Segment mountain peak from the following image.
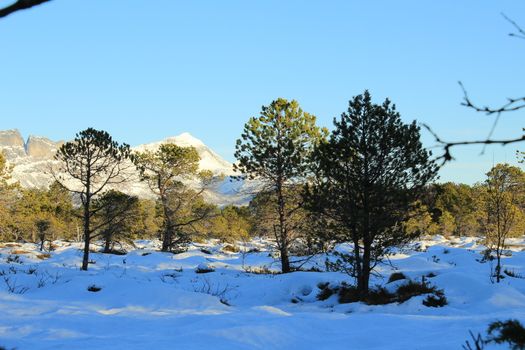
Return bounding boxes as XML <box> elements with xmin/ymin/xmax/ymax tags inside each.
<box><xmin>165</xmin><ymin>132</ymin><xmax>205</xmax><ymax>148</ymax></box>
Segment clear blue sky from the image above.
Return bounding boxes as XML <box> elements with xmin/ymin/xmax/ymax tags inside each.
<box><xmin>1</xmin><ymin>0</ymin><xmax>524</xmax><ymax>184</ymax></box>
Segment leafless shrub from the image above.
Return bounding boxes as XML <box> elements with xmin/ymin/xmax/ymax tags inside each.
<box><xmin>193</xmin><ymin>277</ymin><xmax>236</xmax><ymax>306</ymax></box>
<box><xmin>2</xmin><ymin>276</ymin><xmax>29</xmax><ymax>294</ymax></box>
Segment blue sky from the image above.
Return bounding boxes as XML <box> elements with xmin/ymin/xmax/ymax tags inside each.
<box><xmin>0</xmin><ymin>0</ymin><xmax>524</xmax><ymax>184</ymax></box>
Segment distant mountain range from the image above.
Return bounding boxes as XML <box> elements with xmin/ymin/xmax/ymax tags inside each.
<box><xmin>0</xmin><ymin>129</ymin><xmax>255</xmax><ymax>206</ymax></box>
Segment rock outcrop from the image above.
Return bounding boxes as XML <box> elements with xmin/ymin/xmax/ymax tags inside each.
<box><xmin>0</xmin><ymin>129</ymin><xmax>26</xmax><ymax>158</ymax></box>
<box><xmin>25</xmin><ymin>136</ymin><xmax>63</xmax><ymax>159</ymax></box>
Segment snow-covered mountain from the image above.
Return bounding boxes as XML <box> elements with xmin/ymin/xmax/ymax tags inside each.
<box><xmin>0</xmin><ymin>129</ymin><xmax>253</xmax><ymax>206</ymax></box>
<box><xmin>134</xmin><ymin>132</ymin><xmax>235</xmax><ymax>176</ymax></box>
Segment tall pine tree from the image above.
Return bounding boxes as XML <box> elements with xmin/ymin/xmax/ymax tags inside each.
<box><xmin>135</xmin><ymin>144</ymin><xmax>212</xmax><ymax>252</ymax></box>
<box><xmin>307</xmin><ymin>91</ymin><xmax>437</xmax><ymax>295</ymax></box>
<box><xmin>54</xmin><ymin>128</ymin><xmax>134</xmax><ymax>270</ymax></box>
<box><xmin>235</xmin><ymin>98</ymin><xmax>326</xmax><ymax>273</ymax></box>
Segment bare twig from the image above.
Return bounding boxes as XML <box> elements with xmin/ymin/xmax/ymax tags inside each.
<box><xmin>459</xmin><ymin>81</ymin><xmax>525</xmax><ymax>116</ymax></box>
<box><xmin>502</xmin><ymin>13</ymin><xmax>525</xmax><ymax>40</ymax></box>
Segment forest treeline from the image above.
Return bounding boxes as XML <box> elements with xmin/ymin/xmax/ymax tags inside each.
<box><xmin>0</xmin><ymin>91</ymin><xmax>524</xmax><ymax>292</ymax></box>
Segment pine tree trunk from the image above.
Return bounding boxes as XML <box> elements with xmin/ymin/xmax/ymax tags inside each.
<box><xmin>81</xmin><ymin>199</ymin><xmax>90</xmax><ymax>271</ymax></box>
<box><xmin>104</xmin><ymin>236</ymin><xmax>111</xmax><ymax>253</ymax></box>
<box><xmin>353</xmin><ymin>234</ymin><xmax>363</xmax><ymax>292</ymax></box>
<box><xmin>276</xmin><ymin>180</ymin><xmax>290</xmax><ymax>273</ymax></box>
<box><xmin>360</xmin><ymin>244</ymin><xmax>371</xmax><ymax>297</ymax></box>
<box><xmin>161</xmin><ymin>193</ymin><xmax>172</xmax><ymax>252</ymax></box>
<box><xmin>280</xmin><ymin>246</ymin><xmax>290</xmax><ymax>273</ymax></box>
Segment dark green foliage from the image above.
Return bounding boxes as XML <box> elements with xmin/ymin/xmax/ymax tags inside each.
<box><xmin>306</xmin><ymin>90</ymin><xmax>438</xmax><ymax>295</ymax></box>
<box><xmin>93</xmin><ymin>190</ymin><xmax>139</xmax><ymax>253</ymax></box>
<box><xmin>337</xmin><ymin>283</ymin><xmax>395</xmax><ymax>305</ymax></box>
<box><xmin>316</xmin><ymin>282</ymin><xmax>335</xmax><ymax>301</ymax></box>
<box><xmin>337</xmin><ymin>283</ymin><xmax>361</xmax><ymax>304</ymax></box>
<box><xmin>395</xmin><ymin>280</ymin><xmax>436</xmax><ymax>303</ymax></box>
<box><xmin>423</xmin><ymin>290</ymin><xmax>448</xmax><ymax>307</ymax></box>
<box><xmin>486</xmin><ymin>320</ymin><xmax>525</xmax><ymax>350</ymax></box>
<box><xmin>432</xmin><ymin>182</ymin><xmax>482</xmax><ymax>237</ymax></box>
<box><xmin>364</xmin><ymin>286</ymin><xmax>395</xmax><ymax>305</ymax></box>
<box><xmin>387</xmin><ymin>272</ymin><xmax>407</xmax><ymax>283</ymax></box>
<box><xmin>320</xmin><ymin>278</ymin><xmax>445</xmax><ymax>306</ymax></box>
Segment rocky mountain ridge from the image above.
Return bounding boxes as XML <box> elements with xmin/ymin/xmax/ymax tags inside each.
<box><xmin>0</xmin><ymin>129</ymin><xmax>252</xmax><ymax>206</ymax></box>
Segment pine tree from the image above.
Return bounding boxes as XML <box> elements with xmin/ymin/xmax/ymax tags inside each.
<box><xmin>135</xmin><ymin>143</ymin><xmax>211</xmax><ymax>252</ymax></box>
<box><xmin>93</xmin><ymin>190</ymin><xmax>139</xmax><ymax>253</ymax></box>
<box><xmin>306</xmin><ymin>90</ymin><xmax>437</xmax><ymax>296</ymax></box>
<box><xmin>35</xmin><ymin>219</ymin><xmax>51</xmax><ymax>251</ymax></box>
<box><xmin>0</xmin><ymin>151</ymin><xmax>20</xmax><ymax>241</ymax></box>
<box><xmin>234</xmin><ymin>98</ymin><xmax>326</xmax><ymax>273</ymax></box>
<box><xmin>53</xmin><ymin>128</ymin><xmax>134</xmax><ymax>270</ymax></box>
<box><xmin>483</xmin><ymin>164</ymin><xmax>525</xmax><ymax>283</ymax></box>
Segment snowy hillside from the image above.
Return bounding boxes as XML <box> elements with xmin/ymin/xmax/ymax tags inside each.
<box><xmin>1</xmin><ymin>236</ymin><xmax>524</xmax><ymax>349</ymax></box>
<box><xmin>0</xmin><ymin>129</ymin><xmax>253</xmax><ymax>206</ymax></box>
<box><xmin>134</xmin><ymin>132</ymin><xmax>235</xmax><ymax>176</ymax></box>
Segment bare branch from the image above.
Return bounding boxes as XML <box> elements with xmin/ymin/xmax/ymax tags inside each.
<box><xmin>423</xmin><ymin>124</ymin><xmax>525</xmax><ymax>165</ymax></box>
<box><xmin>0</xmin><ymin>0</ymin><xmax>52</xmax><ymax>19</ymax></box>
<box><xmin>459</xmin><ymin>81</ymin><xmax>525</xmax><ymax>116</ymax></box>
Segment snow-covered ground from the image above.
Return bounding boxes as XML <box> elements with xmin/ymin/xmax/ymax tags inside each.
<box><xmin>1</xmin><ymin>236</ymin><xmax>525</xmax><ymax>349</ymax></box>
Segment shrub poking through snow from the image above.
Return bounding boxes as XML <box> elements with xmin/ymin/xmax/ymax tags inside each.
<box><xmin>504</xmin><ymin>269</ymin><xmax>525</xmax><ymax>279</ymax></box>
<box><xmin>87</xmin><ymin>285</ymin><xmax>102</xmax><ymax>292</ymax></box>
<box><xmin>338</xmin><ymin>283</ymin><xmax>361</xmax><ymax>304</ymax></box>
<box><xmin>319</xmin><ymin>278</ymin><xmax>446</xmax><ymax>306</ymax></box>
<box><xmin>195</xmin><ymin>263</ymin><xmax>215</xmax><ymax>274</ymax></box>
<box><xmin>316</xmin><ymin>282</ymin><xmax>335</xmax><ymax>301</ymax></box>
<box><xmin>6</xmin><ymin>255</ymin><xmax>22</xmax><ymax>264</ymax></box>
<box><xmin>422</xmin><ymin>290</ymin><xmax>448</xmax><ymax>307</ymax></box>
<box><xmin>365</xmin><ymin>287</ymin><xmax>396</xmax><ymax>305</ymax></box>
<box><xmin>388</xmin><ymin>272</ymin><xmax>407</xmax><ymax>283</ymax></box>
<box><xmin>396</xmin><ymin>280</ymin><xmax>436</xmax><ymax>303</ymax></box>
<box><xmin>337</xmin><ymin>283</ymin><xmax>395</xmax><ymax>305</ymax></box>
<box><xmin>193</xmin><ymin>277</ymin><xmax>234</xmax><ymax>306</ymax></box>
